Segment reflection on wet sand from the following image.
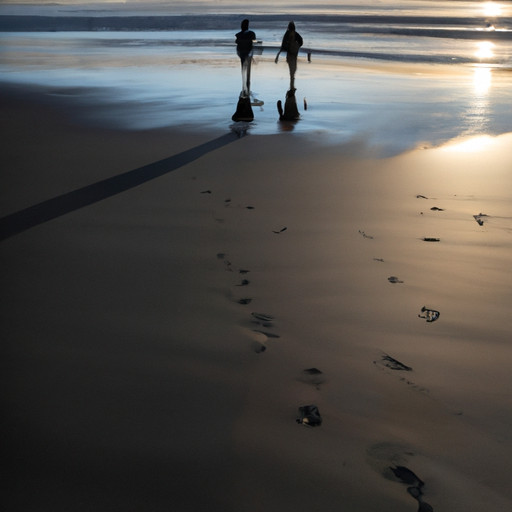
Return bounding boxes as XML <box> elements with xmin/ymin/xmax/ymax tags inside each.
<box><xmin>277</xmin><ymin>88</ymin><xmax>300</xmax><ymax>126</ymax></box>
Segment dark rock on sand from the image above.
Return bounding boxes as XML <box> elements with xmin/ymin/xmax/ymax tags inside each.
<box><xmin>296</xmin><ymin>405</ymin><xmax>322</xmax><ymax>426</ymax></box>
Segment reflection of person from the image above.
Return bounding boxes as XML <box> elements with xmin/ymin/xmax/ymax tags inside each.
<box><xmin>275</xmin><ymin>21</ymin><xmax>303</xmax><ymax>87</ymax></box>
<box><xmin>235</xmin><ymin>19</ymin><xmax>256</xmax><ymax>96</ymax></box>
<box><xmin>277</xmin><ymin>89</ymin><xmax>300</xmax><ymax>122</ymax></box>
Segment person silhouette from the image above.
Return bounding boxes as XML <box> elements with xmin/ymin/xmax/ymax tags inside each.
<box><xmin>235</xmin><ymin>19</ymin><xmax>256</xmax><ymax>97</ymax></box>
<box><xmin>275</xmin><ymin>21</ymin><xmax>303</xmax><ymax>89</ymax></box>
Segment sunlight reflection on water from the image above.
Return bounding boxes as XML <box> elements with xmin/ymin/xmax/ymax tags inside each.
<box><xmin>0</xmin><ymin>27</ymin><xmax>511</xmax><ymax>153</ymax></box>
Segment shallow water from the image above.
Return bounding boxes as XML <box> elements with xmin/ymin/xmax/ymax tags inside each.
<box><xmin>1</xmin><ymin>1</ymin><xmax>511</xmax><ymax>153</ymax></box>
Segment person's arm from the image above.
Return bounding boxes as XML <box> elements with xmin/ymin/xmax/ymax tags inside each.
<box><xmin>276</xmin><ymin>30</ymin><xmax>288</xmax><ymax>63</ymax></box>
<box><xmin>280</xmin><ymin>30</ymin><xmax>289</xmax><ymax>51</ymax></box>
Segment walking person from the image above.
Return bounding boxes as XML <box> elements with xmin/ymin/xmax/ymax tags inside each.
<box><xmin>275</xmin><ymin>21</ymin><xmax>303</xmax><ymax>89</ymax></box>
<box><xmin>235</xmin><ymin>19</ymin><xmax>256</xmax><ymax>97</ymax></box>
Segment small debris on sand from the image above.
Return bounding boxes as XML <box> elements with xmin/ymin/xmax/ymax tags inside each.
<box><xmin>418</xmin><ymin>306</ymin><xmax>440</xmax><ymax>322</ymax></box>
<box><xmin>388</xmin><ymin>276</ymin><xmax>404</xmax><ymax>284</ymax></box>
<box><xmin>359</xmin><ymin>230</ymin><xmax>374</xmax><ymax>239</ymax></box>
<box><xmin>473</xmin><ymin>213</ymin><xmax>488</xmax><ymax>226</ymax></box>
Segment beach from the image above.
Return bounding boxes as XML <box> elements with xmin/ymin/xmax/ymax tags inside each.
<box><xmin>2</xmin><ymin>2</ymin><xmax>512</xmax><ymax>511</ymax></box>
<box><xmin>2</xmin><ymin>83</ymin><xmax>512</xmax><ymax>511</ymax></box>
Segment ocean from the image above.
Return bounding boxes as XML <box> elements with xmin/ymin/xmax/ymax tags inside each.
<box><xmin>1</xmin><ymin>1</ymin><xmax>511</xmax><ymax>152</ymax></box>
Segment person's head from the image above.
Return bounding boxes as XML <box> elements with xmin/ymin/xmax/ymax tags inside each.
<box><xmin>241</xmin><ymin>19</ymin><xmax>249</xmax><ymax>31</ymax></box>
<box><xmin>288</xmin><ymin>21</ymin><xmax>295</xmax><ymax>31</ymax></box>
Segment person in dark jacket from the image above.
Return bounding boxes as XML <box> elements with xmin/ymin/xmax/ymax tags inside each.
<box><xmin>235</xmin><ymin>19</ymin><xmax>256</xmax><ymax>96</ymax></box>
<box><xmin>275</xmin><ymin>21</ymin><xmax>303</xmax><ymax>88</ymax></box>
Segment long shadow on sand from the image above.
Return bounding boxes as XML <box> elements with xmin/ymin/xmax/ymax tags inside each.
<box><xmin>0</xmin><ymin>132</ymin><xmax>238</xmax><ymax>241</ymax></box>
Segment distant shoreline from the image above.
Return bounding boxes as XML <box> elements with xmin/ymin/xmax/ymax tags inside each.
<box><xmin>1</xmin><ymin>13</ymin><xmax>510</xmax><ymax>33</ymax></box>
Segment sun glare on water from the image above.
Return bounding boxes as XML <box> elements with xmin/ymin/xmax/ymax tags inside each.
<box><xmin>475</xmin><ymin>41</ymin><xmax>495</xmax><ymax>60</ymax></box>
<box><xmin>483</xmin><ymin>2</ymin><xmax>502</xmax><ymax>17</ymax></box>
<box><xmin>473</xmin><ymin>66</ymin><xmax>492</xmax><ymax>94</ymax></box>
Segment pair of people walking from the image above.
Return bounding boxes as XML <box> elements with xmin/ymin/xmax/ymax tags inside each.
<box><xmin>235</xmin><ymin>19</ymin><xmax>303</xmax><ymax>96</ymax></box>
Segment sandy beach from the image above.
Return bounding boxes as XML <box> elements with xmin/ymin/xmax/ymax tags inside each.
<box><xmin>2</xmin><ymin>79</ymin><xmax>512</xmax><ymax>512</ymax></box>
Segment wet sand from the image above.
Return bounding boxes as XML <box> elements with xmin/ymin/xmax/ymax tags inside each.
<box><xmin>1</xmin><ymin>86</ymin><xmax>512</xmax><ymax>511</ymax></box>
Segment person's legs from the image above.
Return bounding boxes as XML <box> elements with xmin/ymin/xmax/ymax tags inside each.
<box><xmin>287</xmin><ymin>55</ymin><xmax>297</xmax><ymax>85</ymax></box>
<box><xmin>240</xmin><ymin>52</ymin><xmax>253</xmax><ymax>97</ymax></box>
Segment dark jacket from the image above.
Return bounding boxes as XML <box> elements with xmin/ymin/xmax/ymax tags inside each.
<box><xmin>236</xmin><ymin>29</ymin><xmax>256</xmax><ymax>58</ymax></box>
<box><xmin>280</xmin><ymin>29</ymin><xmax>303</xmax><ymax>56</ymax></box>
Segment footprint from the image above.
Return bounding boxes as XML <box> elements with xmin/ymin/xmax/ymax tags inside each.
<box><xmin>251</xmin><ymin>312</ymin><xmax>274</xmax><ymax>323</ymax></box>
<box><xmin>298</xmin><ymin>368</ymin><xmax>325</xmax><ymax>389</ymax></box>
<box><xmin>253</xmin><ymin>329</ymin><xmax>280</xmax><ymax>339</ymax></box>
<box><xmin>390</xmin><ymin>466</ymin><xmax>435</xmax><ymax>511</ymax></box>
<box><xmin>378</xmin><ymin>354</ymin><xmax>412</xmax><ymax>371</ymax></box>
<box><xmin>251</xmin><ymin>342</ymin><xmax>266</xmax><ymax>354</ymax></box>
